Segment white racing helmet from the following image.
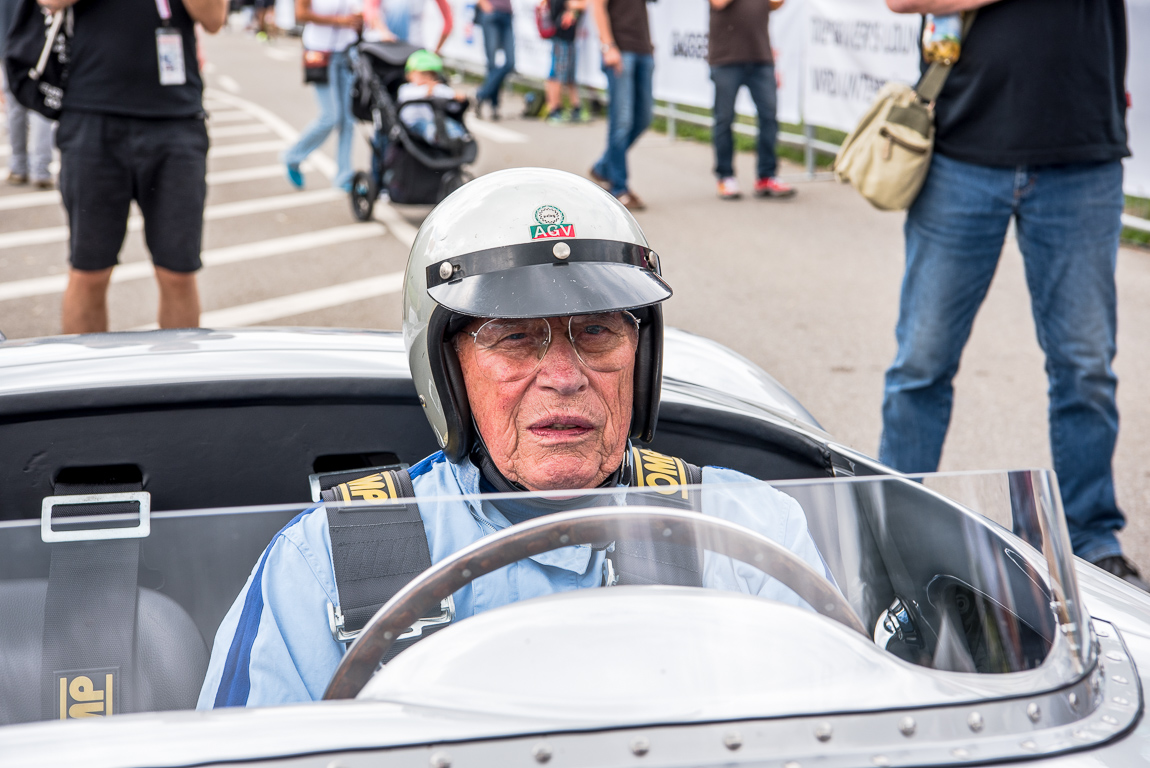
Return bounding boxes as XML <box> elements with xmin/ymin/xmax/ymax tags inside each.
<box><xmin>402</xmin><ymin>167</ymin><xmax>673</xmax><ymax>462</ymax></box>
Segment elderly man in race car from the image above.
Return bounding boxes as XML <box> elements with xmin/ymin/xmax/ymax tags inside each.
<box><xmin>199</xmin><ymin>167</ymin><xmax>830</xmax><ymax>708</ymax></box>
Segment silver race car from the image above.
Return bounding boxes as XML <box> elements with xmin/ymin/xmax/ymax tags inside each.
<box><xmin>0</xmin><ymin>327</ymin><xmax>1146</xmax><ymax>768</ymax></box>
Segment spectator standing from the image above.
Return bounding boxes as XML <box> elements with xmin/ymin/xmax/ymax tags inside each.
<box><xmin>589</xmin><ymin>0</ymin><xmax>652</xmax><ymax>210</ymax></box>
<box><xmin>0</xmin><ymin>0</ymin><xmax>54</xmax><ymax>188</ymax></box>
<box><xmin>708</xmin><ymin>0</ymin><xmax>793</xmax><ymax>200</ymax></box>
<box><xmin>475</xmin><ymin>0</ymin><xmax>514</xmax><ymax>120</ymax></box>
<box><xmin>42</xmin><ymin>0</ymin><xmax>227</xmax><ymax>334</ymax></box>
<box><xmin>283</xmin><ymin>0</ymin><xmax>363</xmax><ymax>192</ymax></box>
<box><xmin>543</xmin><ymin>0</ymin><xmax>587</xmax><ymax>124</ymax></box>
<box><xmin>880</xmin><ymin>0</ymin><xmax>1140</xmax><ymax>587</ymax></box>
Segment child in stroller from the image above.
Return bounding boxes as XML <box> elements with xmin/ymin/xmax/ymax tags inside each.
<box><xmin>349</xmin><ymin>42</ymin><xmax>477</xmax><ymax>220</ymax></box>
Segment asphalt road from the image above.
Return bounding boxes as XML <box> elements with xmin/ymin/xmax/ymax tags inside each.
<box><xmin>2</xmin><ymin>27</ymin><xmax>1149</xmax><ymax>568</ymax></box>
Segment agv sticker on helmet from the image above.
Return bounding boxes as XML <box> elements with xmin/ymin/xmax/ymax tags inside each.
<box><xmin>530</xmin><ymin>205</ymin><xmax>576</xmax><ymax>240</ymax></box>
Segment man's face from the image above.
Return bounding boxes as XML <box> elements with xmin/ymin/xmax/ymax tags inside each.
<box><xmin>456</xmin><ymin>316</ymin><xmax>635</xmax><ymax>491</ymax></box>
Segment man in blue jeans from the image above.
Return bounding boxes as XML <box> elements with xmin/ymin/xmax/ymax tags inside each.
<box><xmin>708</xmin><ymin>0</ymin><xmax>793</xmax><ymax>200</ymax></box>
<box><xmin>882</xmin><ymin>0</ymin><xmax>1141</xmax><ymax>588</ymax></box>
<box><xmin>475</xmin><ymin>0</ymin><xmax>514</xmax><ymax>120</ymax></box>
<box><xmin>589</xmin><ymin>0</ymin><xmax>653</xmax><ymax>210</ymax></box>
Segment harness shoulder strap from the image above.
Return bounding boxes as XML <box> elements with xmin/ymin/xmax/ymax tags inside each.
<box><xmin>323</xmin><ymin>469</ymin><xmax>451</xmax><ymax>659</ymax></box>
<box><xmin>611</xmin><ymin>448</ymin><xmax>705</xmax><ymax>588</ymax></box>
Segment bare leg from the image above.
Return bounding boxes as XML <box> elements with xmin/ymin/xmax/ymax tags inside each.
<box><xmin>545</xmin><ymin>79</ymin><xmax>562</xmax><ymax>112</ymax></box>
<box><xmin>154</xmin><ymin>266</ymin><xmax>201</xmax><ymax>329</ymax></box>
<box><xmin>61</xmin><ymin>267</ymin><xmax>113</xmax><ymax>333</ymax></box>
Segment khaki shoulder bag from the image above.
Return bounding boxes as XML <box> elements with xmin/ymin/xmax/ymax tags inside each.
<box><xmin>832</xmin><ymin>11</ymin><xmax>976</xmax><ymax>212</ymax></box>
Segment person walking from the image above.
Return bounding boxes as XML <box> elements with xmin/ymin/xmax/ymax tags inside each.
<box><xmin>589</xmin><ymin>0</ymin><xmax>652</xmax><ymax>210</ymax></box>
<box><xmin>42</xmin><ymin>0</ymin><xmax>227</xmax><ymax>334</ymax></box>
<box><xmin>708</xmin><ymin>0</ymin><xmax>793</xmax><ymax>200</ymax></box>
<box><xmin>880</xmin><ymin>0</ymin><xmax>1141</xmax><ymax>588</ymax></box>
<box><xmin>543</xmin><ymin>0</ymin><xmax>587</xmax><ymax>124</ymax></box>
<box><xmin>284</xmin><ymin>0</ymin><xmax>363</xmax><ymax>192</ymax></box>
<box><xmin>474</xmin><ymin>0</ymin><xmax>514</xmax><ymax>119</ymax></box>
<box><xmin>0</xmin><ymin>0</ymin><xmax>55</xmax><ymax>188</ymax></box>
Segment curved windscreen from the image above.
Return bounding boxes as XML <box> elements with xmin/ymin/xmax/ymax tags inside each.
<box><xmin>0</xmin><ymin>469</ymin><xmax>1092</xmax><ymax>730</ymax></box>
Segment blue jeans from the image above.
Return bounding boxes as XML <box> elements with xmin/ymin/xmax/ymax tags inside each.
<box><xmin>710</xmin><ymin>63</ymin><xmax>778</xmax><ymax>180</ymax></box>
<box><xmin>283</xmin><ymin>49</ymin><xmax>355</xmax><ymax>188</ymax></box>
<box><xmin>476</xmin><ymin>11</ymin><xmax>515</xmax><ymax>106</ymax></box>
<box><xmin>3</xmin><ymin>80</ymin><xmax>54</xmax><ymax>181</ymax></box>
<box><xmin>879</xmin><ymin>153</ymin><xmax>1125</xmax><ymax>562</ymax></box>
<box><xmin>593</xmin><ymin>52</ymin><xmax>654</xmax><ymax>196</ymax></box>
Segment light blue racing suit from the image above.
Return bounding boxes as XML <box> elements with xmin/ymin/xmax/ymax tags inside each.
<box><xmin>198</xmin><ymin>449</ymin><xmax>829</xmax><ymax>709</ymax></box>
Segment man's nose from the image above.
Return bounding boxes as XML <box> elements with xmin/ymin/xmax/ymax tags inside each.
<box><xmin>535</xmin><ymin>331</ymin><xmax>588</xmax><ymax>394</ymax></box>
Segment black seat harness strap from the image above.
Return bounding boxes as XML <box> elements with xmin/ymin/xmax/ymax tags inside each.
<box><xmin>41</xmin><ymin>480</ymin><xmax>144</xmax><ymax>721</ymax></box>
<box><xmin>321</xmin><ymin>449</ymin><xmax>705</xmax><ymax>656</ymax></box>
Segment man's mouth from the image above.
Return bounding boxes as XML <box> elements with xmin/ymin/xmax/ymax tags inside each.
<box><xmin>529</xmin><ymin>417</ymin><xmax>595</xmax><ymax>436</ymax></box>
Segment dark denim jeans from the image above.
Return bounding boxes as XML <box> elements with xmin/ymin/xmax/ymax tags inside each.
<box><xmin>476</xmin><ymin>10</ymin><xmax>515</xmax><ymax>107</ymax></box>
<box><xmin>592</xmin><ymin>52</ymin><xmax>654</xmax><ymax>196</ymax></box>
<box><xmin>710</xmin><ymin>62</ymin><xmax>778</xmax><ymax>180</ymax></box>
<box><xmin>880</xmin><ymin>153</ymin><xmax>1126</xmax><ymax>562</ymax></box>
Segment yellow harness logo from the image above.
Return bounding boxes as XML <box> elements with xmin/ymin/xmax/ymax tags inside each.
<box><xmin>335</xmin><ymin>471</ymin><xmax>397</xmax><ymax>503</ymax></box>
<box><xmin>57</xmin><ymin>670</ymin><xmax>115</xmax><ymax>719</ymax></box>
<box><xmin>631</xmin><ymin>448</ymin><xmax>689</xmax><ymax>499</ymax></box>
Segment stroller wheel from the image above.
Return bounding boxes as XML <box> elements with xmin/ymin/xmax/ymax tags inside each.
<box><xmin>438</xmin><ymin>169</ymin><xmax>473</xmax><ymax>202</ymax></box>
<box><xmin>350</xmin><ymin>171</ymin><xmax>377</xmax><ymax>222</ymax></box>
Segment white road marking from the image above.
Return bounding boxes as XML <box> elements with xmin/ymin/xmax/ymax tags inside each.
<box><xmin>463</xmin><ymin>116</ymin><xmax>529</xmax><ymax>144</ymax></box>
<box><xmin>0</xmin><ymin>164</ymin><xmax>304</xmax><ymax>212</ymax></box>
<box><xmin>0</xmin><ymin>189</ymin><xmax>343</xmax><ymax>251</ymax></box>
<box><xmin>209</xmin><ymin>123</ymin><xmax>273</xmax><ymax>139</ymax></box>
<box><xmin>135</xmin><ymin>271</ymin><xmax>405</xmax><ymax>329</ymax></box>
<box><xmin>204</xmin><ymin>88</ymin><xmax>338</xmax><ymax>179</ymax></box>
<box><xmin>206</xmin><ymin>110</ymin><xmax>254</xmax><ymax>123</ymax></box>
<box><xmin>208</xmin><ymin>139</ymin><xmax>286</xmax><ymax>158</ymax></box>
<box><xmin>371</xmin><ymin>203</ymin><xmax>418</xmax><ymax>248</ymax></box>
<box><xmin>263</xmin><ymin>47</ymin><xmax>295</xmax><ymax>62</ymax></box>
<box><xmin>0</xmin><ymin>190</ymin><xmax>59</xmax><ymax>211</ymax></box>
<box><xmin>217</xmin><ymin>75</ymin><xmax>242</xmax><ymax>93</ymax></box>
<box><xmin>0</xmin><ymin>223</ymin><xmax>385</xmax><ymax>302</ymax></box>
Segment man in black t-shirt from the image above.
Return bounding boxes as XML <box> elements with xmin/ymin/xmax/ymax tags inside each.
<box><xmin>881</xmin><ymin>0</ymin><xmax>1141</xmax><ymax>588</ymax></box>
<box><xmin>37</xmin><ymin>0</ymin><xmax>229</xmax><ymax>333</ymax></box>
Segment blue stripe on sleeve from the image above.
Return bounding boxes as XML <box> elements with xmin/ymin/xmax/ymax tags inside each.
<box><xmin>213</xmin><ymin>509</ymin><xmax>310</xmax><ymax>708</ymax></box>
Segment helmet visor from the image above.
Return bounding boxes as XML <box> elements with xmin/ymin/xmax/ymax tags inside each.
<box><xmin>428</xmin><ymin>261</ymin><xmax>671</xmax><ymax>319</ymax></box>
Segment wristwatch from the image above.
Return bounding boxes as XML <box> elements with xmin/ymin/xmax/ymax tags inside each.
<box><xmin>600</xmin><ymin>41</ymin><xmax>616</xmax><ymax>54</ymax></box>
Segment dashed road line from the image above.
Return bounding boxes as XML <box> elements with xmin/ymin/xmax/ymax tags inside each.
<box><xmin>0</xmin><ymin>189</ymin><xmax>343</xmax><ymax>251</ymax></box>
<box><xmin>463</xmin><ymin>116</ymin><xmax>529</xmax><ymax>144</ymax></box>
<box><xmin>0</xmin><ymin>164</ymin><xmax>308</xmax><ymax>212</ymax></box>
<box><xmin>208</xmin><ymin>139</ymin><xmax>286</xmax><ymax>158</ymax></box>
<box><xmin>217</xmin><ymin>75</ymin><xmax>242</xmax><ymax>93</ymax></box>
<box><xmin>205</xmin><ymin>88</ymin><xmax>338</xmax><ymax>178</ymax></box>
<box><xmin>263</xmin><ymin>47</ymin><xmax>296</xmax><ymax>62</ymax></box>
<box><xmin>0</xmin><ymin>222</ymin><xmax>386</xmax><ymax>302</ymax></box>
<box><xmin>209</xmin><ymin>123</ymin><xmax>273</xmax><ymax>138</ymax></box>
<box><xmin>371</xmin><ymin>203</ymin><xmax>418</xmax><ymax>248</ymax></box>
<box><xmin>136</xmin><ymin>271</ymin><xmax>405</xmax><ymax>329</ymax></box>
<box><xmin>206</xmin><ymin>110</ymin><xmax>256</xmax><ymax>123</ymax></box>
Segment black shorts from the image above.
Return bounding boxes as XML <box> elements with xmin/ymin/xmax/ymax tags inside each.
<box><xmin>57</xmin><ymin>111</ymin><xmax>209</xmax><ymax>273</ymax></box>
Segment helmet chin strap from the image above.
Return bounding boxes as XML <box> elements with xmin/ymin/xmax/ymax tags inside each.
<box><xmin>469</xmin><ymin>418</ymin><xmax>630</xmax><ymax>494</ymax></box>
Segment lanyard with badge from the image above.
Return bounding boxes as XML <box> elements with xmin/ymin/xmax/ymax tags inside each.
<box><xmin>155</xmin><ymin>0</ymin><xmax>187</xmax><ymax>86</ymax></box>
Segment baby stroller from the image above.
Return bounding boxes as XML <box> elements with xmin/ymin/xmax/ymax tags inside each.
<box><xmin>349</xmin><ymin>40</ymin><xmax>478</xmax><ymax>221</ymax></box>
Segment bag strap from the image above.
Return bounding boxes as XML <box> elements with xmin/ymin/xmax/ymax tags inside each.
<box><xmin>914</xmin><ymin>10</ymin><xmax>977</xmax><ymax>104</ymax></box>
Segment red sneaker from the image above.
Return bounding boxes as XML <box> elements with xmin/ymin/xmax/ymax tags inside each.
<box><xmin>754</xmin><ymin>177</ymin><xmax>797</xmax><ymax>198</ymax></box>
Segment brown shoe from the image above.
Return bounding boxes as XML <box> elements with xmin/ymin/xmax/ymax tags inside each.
<box><xmin>615</xmin><ymin>190</ymin><xmax>646</xmax><ymax>211</ymax></box>
<box><xmin>33</xmin><ymin>178</ymin><xmax>54</xmax><ymax>190</ymax></box>
<box><xmin>589</xmin><ymin>167</ymin><xmax>611</xmax><ymax>190</ymax></box>
<box><xmin>6</xmin><ymin>173</ymin><xmax>27</xmax><ymax>186</ymax></box>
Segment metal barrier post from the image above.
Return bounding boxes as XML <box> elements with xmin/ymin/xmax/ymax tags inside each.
<box><xmin>804</xmin><ymin>123</ymin><xmax>816</xmax><ymax>179</ymax></box>
<box><xmin>667</xmin><ymin>103</ymin><xmax>677</xmax><ymax>142</ymax></box>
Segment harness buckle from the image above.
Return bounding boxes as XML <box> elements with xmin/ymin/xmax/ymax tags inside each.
<box><xmin>328</xmin><ymin>596</ymin><xmax>456</xmax><ymax>646</ymax></box>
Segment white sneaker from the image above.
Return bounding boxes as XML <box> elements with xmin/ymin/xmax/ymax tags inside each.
<box><xmin>717</xmin><ymin>177</ymin><xmax>742</xmax><ymax>200</ymax></box>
